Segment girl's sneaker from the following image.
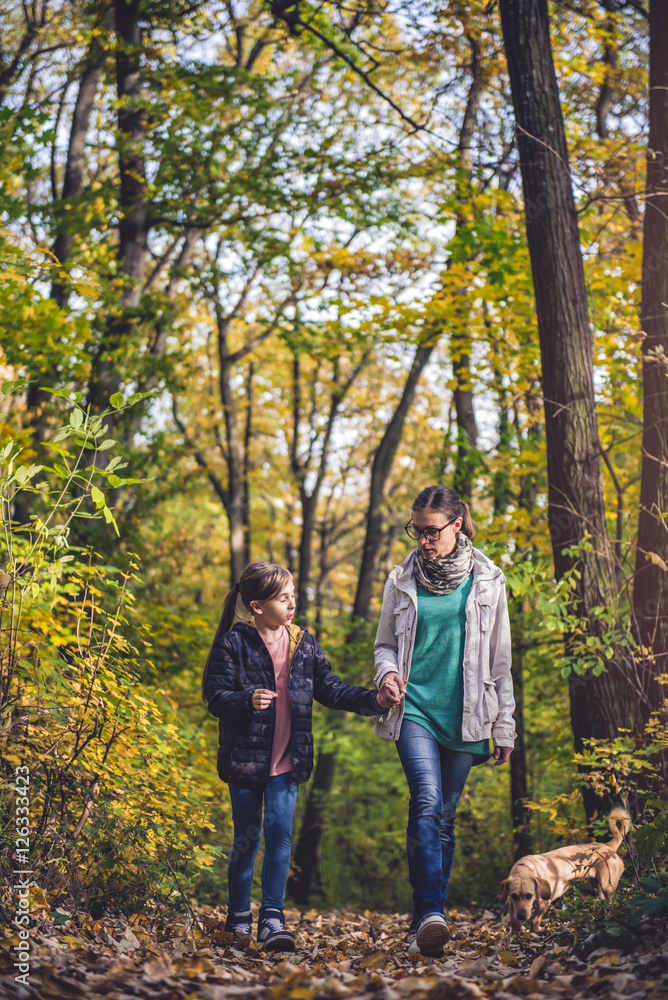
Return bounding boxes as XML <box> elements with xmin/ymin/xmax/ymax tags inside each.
<box><xmin>224</xmin><ymin>909</ymin><xmax>252</xmax><ymax>943</ymax></box>
<box><xmin>257</xmin><ymin>907</ymin><xmax>296</xmax><ymax>951</ymax></box>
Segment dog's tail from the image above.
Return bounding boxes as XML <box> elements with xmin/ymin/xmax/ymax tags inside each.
<box><xmin>607</xmin><ymin>807</ymin><xmax>631</xmax><ymax>851</ymax></box>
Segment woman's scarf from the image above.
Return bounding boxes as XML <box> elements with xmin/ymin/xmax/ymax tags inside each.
<box><xmin>413</xmin><ymin>532</ymin><xmax>474</xmax><ymax>595</ymax></box>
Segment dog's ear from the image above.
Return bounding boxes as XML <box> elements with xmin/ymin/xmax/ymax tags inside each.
<box><xmin>536</xmin><ymin>878</ymin><xmax>551</xmax><ymax>900</ymax></box>
<box><xmin>499</xmin><ymin>879</ymin><xmax>509</xmax><ymax>903</ymax></box>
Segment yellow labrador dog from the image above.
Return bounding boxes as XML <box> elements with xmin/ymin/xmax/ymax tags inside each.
<box><xmin>500</xmin><ymin>809</ymin><xmax>630</xmax><ymax>932</ymax></box>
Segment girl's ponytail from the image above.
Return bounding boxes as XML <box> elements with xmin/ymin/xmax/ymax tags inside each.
<box><xmin>201</xmin><ymin>584</ymin><xmax>240</xmax><ymax>703</ymax></box>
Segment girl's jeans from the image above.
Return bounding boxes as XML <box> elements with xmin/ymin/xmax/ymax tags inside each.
<box><xmin>227</xmin><ymin>772</ymin><xmax>298</xmax><ymax>913</ymax></box>
<box><xmin>396</xmin><ymin>718</ymin><xmax>474</xmax><ymax>929</ymax></box>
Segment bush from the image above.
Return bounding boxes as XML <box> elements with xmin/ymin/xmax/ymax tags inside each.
<box><xmin>0</xmin><ymin>387</ymin><xmax>222</xmax><ymax>916</ymax></box>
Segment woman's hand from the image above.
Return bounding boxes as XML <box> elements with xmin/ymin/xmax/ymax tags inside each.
<box><xmin>252</xmin><ymin>689</ymin><xmax>277</xmax><ymax>710</ymax></box>
<box><xmin>493</xmin><ymin>745</ymin><xmax>512</xmax><ymax>765</ymax></box>
<box><xmin>377</xmin><ymin>673</ymin><xmax>407</xmax><ymax>709</ymax></box>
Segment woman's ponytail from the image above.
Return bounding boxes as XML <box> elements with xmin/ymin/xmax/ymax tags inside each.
<box><xmin>458</xmin><ymin>500</ymin><xmax>478</xmax><ymax>541</ymax></box>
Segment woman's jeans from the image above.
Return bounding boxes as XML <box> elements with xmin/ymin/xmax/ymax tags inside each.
<box><xmin>227</xmin><ymin>772</ymin><xmax>298</xmax><ymax>913</ymax></box>
<box><xmin>397</xmin><ymin>718</ymin><xmax>474</xmax><ymax>928</ymax></box>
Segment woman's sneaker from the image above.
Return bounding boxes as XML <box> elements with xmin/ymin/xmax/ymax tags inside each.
<box><xmin>224</xmin><ymin>909</ymin><xmax>252</xmax><ymax>943</ymax></box>
<box><xmin>257</xmin><ymin>907</ymin><xmax>296</xmax><ymax>952</ymax></box>
<box><xmin>408</xmin><ymin>913</ymin><xmax>449</xmax><ymax>956</ymax></box>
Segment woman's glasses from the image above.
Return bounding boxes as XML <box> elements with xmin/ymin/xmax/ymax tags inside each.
<box><xmin>404</xmin><ymin>516</ymin><xmax>459</xmax><ymax>541</ymax></box>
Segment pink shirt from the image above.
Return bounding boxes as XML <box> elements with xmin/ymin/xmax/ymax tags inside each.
<box><xmin>264</xmin><ymin>626</ymin><xmax>292</xmax><ymax>776</ymax></box>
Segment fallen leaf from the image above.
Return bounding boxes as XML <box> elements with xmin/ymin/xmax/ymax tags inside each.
<box><xmin>499</xmin><ymin>949</ymin><xmax>519</xmax><ymax>968</ymax></box>
<box><xmin>529</xmin><ymin>955</ymin><xmax>546</xmax><ymax>978</ymax></box>
<box><xmin>359</xmin><ymin>950</ymin><xmax>388</xmax><ymax>970</ymax></box>
<box><xmin>35</xmin><ymin>972</ymin><xmax>88</xmax><ymax>998</ymax></box>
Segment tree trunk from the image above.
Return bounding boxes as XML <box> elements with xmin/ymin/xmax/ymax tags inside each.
<box><xmin>594</xmin><ymin>0</ymin><xmax>640</xmax><ymax>225</ymax></box>
<box><xmin>451</xmin><ymin>34</ymin><xmax>482</xmax><ymax>504</ymax></box>
<box><xmin>291</xmin><ymin>351</ymin><xmax>364</xmax><ymax>623</ymax></box>
<box><xmin>352</xmin><ymin>33</ymin><xmax>482</xmax><ymax>623</ymax></box>
<box><xmin>243</xmin><ymin>362</ymin><xmax>254</xmax><ymax>566</ymax></box>
<box><xmin>510</xmin><ymin>614</ymin><xmax>532</xmax><ymax>860</ymax></box>
<box><xmin>88</xmin><ymin>0</ymin><xmax>147</xmax><ymax>414</ymax></box>
<box><xmin>219</xmin><ymin>348</ymin><xmax>248</xmax><ymax>586</ymax></box>
<box><xmin>452</xmin><ymin>351</ymin><xmax>478</xmax><ymax>505</ymax></box>
<box><xmin>296</xmin><ymin>491</ymin><xmax>317</xmax><ymax>622</ymax></box>
<box><xmin>517</xmin><ymin>388</ymin><xmax>543</xmax><ymax>512</ymax></box>
<box><xmin>15</xmin><ymin>22</ymin><xmax>108</xmax><ymax>528</ymax></box>
<box><xmin>51</xmin><ymin>28</ymin><xmax>108</xmax><ymax>309</ymax></box>
<box><xmin>287</xmin><ymin>748</ymin><xmax>337</xmax><ymax>904</ymax></box>
<box><xmin>633</xmin><ymin>0</ymin><xmax>668</xmax><ymax>722</ymax></box>
<box><xmin>499</xmin><ymin>0</ymin><xmax>645</xmax><ymax>780</ymax></box>
<box><xmin>351</xmin><ymin>340</ymin><xmax>435</xmax><ymax>625</ymax></box>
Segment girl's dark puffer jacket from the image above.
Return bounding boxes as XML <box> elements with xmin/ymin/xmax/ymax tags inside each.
<box><xmin>205</xmin><ymin>622</ymin><xmax>382</xmax><ymax>788</ymax></box>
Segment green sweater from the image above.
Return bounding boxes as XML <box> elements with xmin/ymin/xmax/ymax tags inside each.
<box><xmin>404</xmin><ymin>577</ymin><xmax>490</xmax><ymax>757</ymax></box>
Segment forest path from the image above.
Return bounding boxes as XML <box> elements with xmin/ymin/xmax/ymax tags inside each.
<box><xmin>0</xmin><ymin>902</ymin><xmax>666</xmax><ymax>1000</ymax></box>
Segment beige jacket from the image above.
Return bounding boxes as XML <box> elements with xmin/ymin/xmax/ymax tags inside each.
<box><xmin>373</xmin><ymin>548</ymin><xmax>516</xmax><ymax>747</ymax></box>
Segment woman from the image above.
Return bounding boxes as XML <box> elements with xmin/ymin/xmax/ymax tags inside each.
<box><xmin>374</xmin><ymin>485</ymin><xmax>515</xmax><ymax>957</ymax></box>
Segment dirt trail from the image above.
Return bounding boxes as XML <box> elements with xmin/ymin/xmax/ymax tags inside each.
<box><xmin>1</xmin><ymin>903</ymin><xmax>666</xmax><ymax>999</ymax></box>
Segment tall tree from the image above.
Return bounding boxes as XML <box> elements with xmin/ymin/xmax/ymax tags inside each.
<box><xmin>290</xmin><ymin>347</ymin><xmax>369</xmax><ymax>622</ymax></box>
<box><xmin>498</xmin><ymin>0</ymin><xmax>646</xmax><ymax>801</ymax></box>
<box><xmin>87</xmin><ymin>0</ymin><xmax>147</xmax><ymax>415</ymax></box>
<box><xmin>352</xmin><ymin>29</ymin><xmax>483</xmax><ymax>624</ymax></box>
<box><xmin>633</xmin><ymin>0</ymin><xmax>668</xmax><ymax>728</ymax></box>
<box><xmin>50</xmin><ymin>5</ymin><xmax>110</xmax><ymax>310</ymax></box>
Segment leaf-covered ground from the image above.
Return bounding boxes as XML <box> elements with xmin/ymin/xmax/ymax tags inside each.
<box><xmin>1</xmin><ymin>900</ymin><xmax>667</xmax><ymax>1000</ymax></box>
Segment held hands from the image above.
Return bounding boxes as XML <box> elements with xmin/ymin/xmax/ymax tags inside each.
<box><xmin>377</xmin><ymin>673</ymin><xmax>407</xmax><ymax>710</ymax></box>
<box><xmin>493</xmin><ymin>745</ymin><xmax>512</xmax><ymax>766</ymax></box>
<box><xmin>252</xmin><ymin>688</ymin><xmax>277</xmax><ymax>710</ymax></box>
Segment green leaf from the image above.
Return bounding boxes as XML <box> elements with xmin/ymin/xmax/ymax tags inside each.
<box><xmin>70</xmin><ymin>407</ymin><xmax>84</xmax><ymax>430</ymax></box>
<box><xmin>97</xmin><ymin>439</ymin><xmax>116</xmax><ymax>451</ymax></box>
<box><xmin>598</xmin><ymin>925</ymin><xmax>634</xmax><ymax>951</ymax></box>
<box><xmin>634</xmin><ymin>822</ymin><xmax>667</xmax><ymax>861</ymax></box>
<box><xmin>90</xmin><ymin>486</ymin><xmax>105</xmax><ymax>505</ymax></box>
<box><xmin>103</xmin><ymin>506</ymin><xmax>120</xmax><ymax>535</ymax></box>
<box><xmin>632</xmin><ymin>897</ymin><xmax>668</xmax><ymax>922</ymax></box>
<box><xmin>110</xmin><ymin>393</ymin><xmax>124</xmax><ymax>410</ymax></box>
<box><xmin>639</xmin><ymin>876</ymin><xmax>662</xmax><ymax>892</ymax></box>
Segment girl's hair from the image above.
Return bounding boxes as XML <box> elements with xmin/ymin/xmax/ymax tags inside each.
<box><xmin>201</xmin><ymin>560</ymin><xmax>293</xmax><ymax>703</ymax></box>
<box><xmin>411</xmin><ymin>485</ymin><xmax>478</xmax><ymax>540</ymax></box>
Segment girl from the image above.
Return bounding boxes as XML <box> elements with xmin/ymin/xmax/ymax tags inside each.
<box><xmin>203</xmin><ymin>560</ymin><xmax>397</xmax><ymax>952</ymax></box>
<box><xmin>373</xmin><ymin>485</ymin><xmax>515</xmax><ymax>957</ymax></box>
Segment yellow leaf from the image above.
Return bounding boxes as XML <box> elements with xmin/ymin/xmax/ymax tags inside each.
<box><xmin>359</xmin><ymin>950</ymin><xmax>388</xmax><ymax>970</ymax></box>
<box><xmin>499</xmin><ymin>949</ymin><xmax>519</xmax><ymax>967</ymax></box>
<box><xmin>29</xmin><ymin>887</ymin><xmax>49</xmax><ymax>911</ymax></box>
